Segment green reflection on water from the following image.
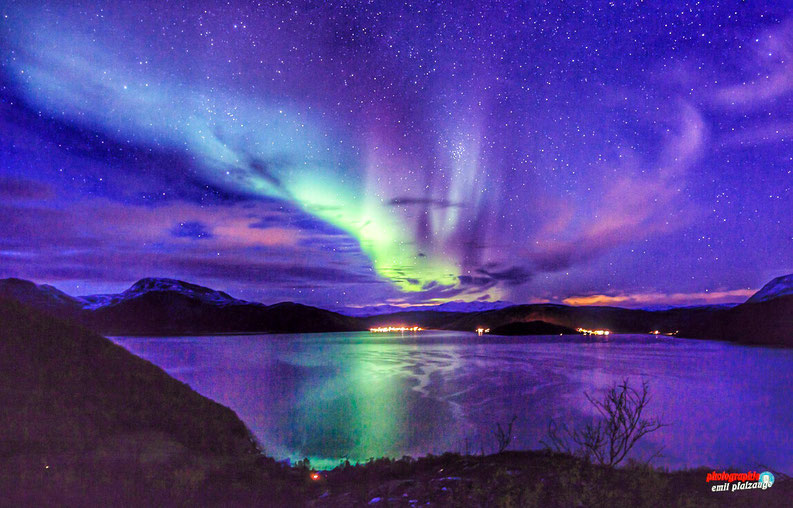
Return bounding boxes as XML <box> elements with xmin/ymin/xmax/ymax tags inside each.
<box><xmin>286</xmin><ymin>334</ymin><xmax>415</xmax><ymax>468</ymax></box>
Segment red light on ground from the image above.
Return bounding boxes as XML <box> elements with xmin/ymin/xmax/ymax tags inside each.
<box><xmin>311</xmin><ymin>473</ymin><xmax>320</xmax><ymax>481</ymax></box>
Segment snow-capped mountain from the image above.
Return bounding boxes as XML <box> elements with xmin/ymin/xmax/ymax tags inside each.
<box><xmin>747</xmin><ymin>274</ymin><xmax>793</xmax><ymax>303</ymax></box>
<box><xmin>78</xmin><ymin>294</ymin><xmax>122</xmax><ymax>310</ymax></box>
<box><xmin>83</xmin><ymin>279</ymin><xmax>360</xmax><ymax>334</ymax></box>
<box><xmin>80</xmin><ymin>278</ymin><xmax>246</xmax><ymax>309</ymax></box>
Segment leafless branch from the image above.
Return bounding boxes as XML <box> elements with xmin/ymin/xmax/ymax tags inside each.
<box><xmin>542</xmin><ymin>378</ymin><xmax>668</xmax><ymax>466</ymax></box>
<box><xmin>493</xmin><ymin>415</ymin><xmax>517</xmax><ymax>453</ymax></box>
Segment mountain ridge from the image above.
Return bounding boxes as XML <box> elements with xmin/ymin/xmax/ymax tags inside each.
<box><xmin>0</xmin><ymin>277</ymin><xmax>84</xmax><ymax>313</ymax></box>
<box><xmin>0</xmin><ymin>277</ymin><xmax>360</xmax><ymax>335</ymax></box>
<box><xmin>747</xmin><ymin>273</ymin><xmax>793</xmax><ymax>303</ymax></box>
<box><xmin>2</xmin><ymin>275</ymin><xmax>792</xmax><ymax>345</ymax></box>
<box><xmin>79</xmin><ymin>277</ymin><xmax>249</xmax><ymax>309</ymax></box>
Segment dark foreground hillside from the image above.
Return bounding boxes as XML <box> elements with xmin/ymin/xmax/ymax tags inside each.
<box><xmin>0</xmin><ymin>298</ymin><xmax>310</xmax><ymax>506</ymax></box>
<box><xmin>311</xmin><ymin>452</ymin><xmax>793</xmax><ymax>507</ymax></box>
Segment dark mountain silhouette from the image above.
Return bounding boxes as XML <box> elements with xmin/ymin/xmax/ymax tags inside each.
<box><xmin>365</xmin><ymin>279</ymin><xmax>793</xmax><ymax>346</ymax></box>
<box><xmin>0</xmin><ymin>277</ymin><xmax>362</xmax><ymax>335</ymax></box>
<box><xmin>672</xmin><ymin>295</ymin><xmax>793</xmax><ymax>346</ymax></box>
<box><xmin>0</xmin><ymin>277</ymin><xmax>83</xmax><ymax>315</ymax></box>
<box><xmin>87</xmin><ymin>292</ymin><xmax>361</xmax><ymax>335</ymax></box>
<box><xmin>489</xmin><ymin>320</ymin><xmax>580</xmax><ymax>336</ymax></box>
<box><xmin>1</xmin><ymin>275</ymin><xmax>792</xmax><ymax>345</ymax></box>
<box><xmin>365</xmin><ymin>303</ymin><xmax>671</xmax><ymax>337</ymax></box>
<box><xmin>362</xmin><ymin>310</ymin><xmax>469</xmax><ymax>330</ymax></box>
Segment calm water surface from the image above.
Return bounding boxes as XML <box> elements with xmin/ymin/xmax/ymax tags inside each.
<box><xmin>111</xmin><ymin>331</ymin><xmax>793</xmax><ymax>470</ymax></box>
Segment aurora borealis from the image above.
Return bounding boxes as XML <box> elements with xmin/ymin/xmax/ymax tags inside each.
<box><xmin>1</xmin><ymin>1</ymin><xmax>791</xmax><ymax>308</ymax></box>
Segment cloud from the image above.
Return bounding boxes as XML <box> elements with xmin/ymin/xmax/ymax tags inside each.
<box><xmin>388</xmin><ymin>197</ymin><xmax>464</xmax><ymax>208</ymax></box>
<box><xmin>526</xmin><ymin>101</ymin><xmax>706</xmax><ymax>273</ymax></box>
<box><xmin>249</xmin><ymin>213</ymin><xmax>347</xmax><ymax>236</ymax></box>
<box><xmin>562</xmin><ymin>288</ymin><xmax>756</xmax><ymax>308</ymax></box>
<box><xmin>392</xmin><ymin>264</ymin><xmax>533</xmax><ymax>304</ymax></box>
<box><xmin>714</xmin><ymin>20</ymin><xmax>793</xmax><ymax>109</ymax></box>
<box><xmin>458</xmin><ymin>275</ymin><xmax>492</xmax><ymax>286</ymax></box>
<box><xmin>719</xmin><ymin>122</ymin><xmax>793</xmax><ymax>148</ymax></box>
<box><xmin>171</xmin><ymin>221</ymin><xmax>214</xmax><ymax>240</ymax></box>
<box><xmin>0</xmin><ymin>196</ymin><xmax>382</xmax><ymax>292</ymax></box>
<box><xmin>168</xmin><ymin>258</ymin><xmax>378</xmax><ymax>285</ymax></box>
<box><xmin>0</xmin><ymin>177</ymin><xmax>52</xmax><ymax>200</ymax></box>
<box><xmin>476</xmin><ymin>266</ymin><xmax>533</xmax><ymax>286</ymax></box>
<box><xmin>0</xmin><ymin>198</ymin><xmax>303</xmax><ymax>250</ymax></box>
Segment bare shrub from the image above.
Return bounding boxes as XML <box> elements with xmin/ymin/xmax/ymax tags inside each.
<box><xmin>493</xmin><ymin>415</ymin><xmax>517</xmax><ymax>453</ymax></box>
<box><xmin>542</xmin><ymin>378</ymin><xmax>667</xmax><ymax>466</ymax></box>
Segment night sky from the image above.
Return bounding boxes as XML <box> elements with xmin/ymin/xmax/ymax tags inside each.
<box><xmin>1</xmin><ymin>1</ymin><xmax>791</xmax><ymax>309</ymax></box>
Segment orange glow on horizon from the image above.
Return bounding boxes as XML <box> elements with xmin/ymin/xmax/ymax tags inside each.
<box><xmin>563</xmin><ymin>288</ymin><xmax>755</xmax><ymax>307</ymax></box>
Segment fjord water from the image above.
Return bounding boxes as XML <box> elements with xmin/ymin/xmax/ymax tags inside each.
<box><xmin>112</xmin><ymin>331</ymin><xmax>793</xmax><ymax>471</ymax></box>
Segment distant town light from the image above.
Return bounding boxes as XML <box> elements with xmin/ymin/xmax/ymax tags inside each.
<box><xmin>369</xmin><ymin>326</ymin><xmax>423</xmax><ymax>333</ymax></box>
<box><xmin>577</xmin><ymin>327</ymin><xmax>610</xmax><ymax>336</ymax></box>
<box><xmin>476</xmin><ymin>327</ymin><xmax>490</xmax><ymax>335</ymax></box>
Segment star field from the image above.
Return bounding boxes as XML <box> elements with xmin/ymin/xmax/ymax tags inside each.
<box><xmin>0</xmin><ymin>1</ymin><xmax>790</xmax><ymax>308</ymax></box>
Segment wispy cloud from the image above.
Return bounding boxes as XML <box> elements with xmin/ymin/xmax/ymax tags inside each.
<box><xmin>563</xmin><ymin>288</ymin><xmax>756</xmax><ymax>308</ymax></box>
<box><xmin>388</xmin><ymin>197</ymin><xmax>464</xmax><ymax>209</ymax></box>
<box><xmin>714</xmin><ymin>20</ymin><xmax>793</xmax><ymax>109</ymax></box>
<box><xmin>0</xmin><ymin>177</ymin><xmax>52</xmax><ymax>200</ymax></box>
<box><xmin>527</xmin><ymin>101</ymin><xmax>706</xmax><ymax>273</ymax></box>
